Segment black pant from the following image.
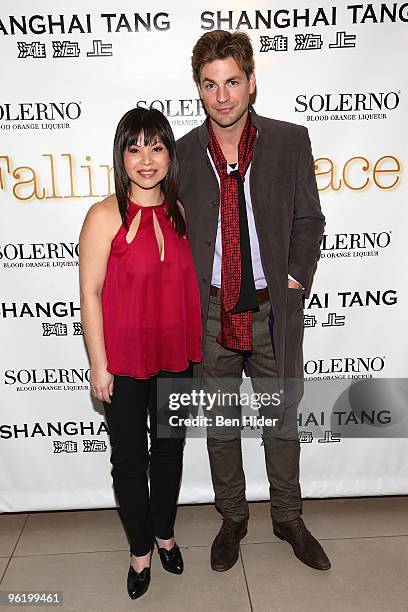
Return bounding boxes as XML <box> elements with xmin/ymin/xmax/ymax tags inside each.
<box><xmin>103</xmin><ymin>366</ymin><xmax>191</xmax><ymax>556</ymax></box>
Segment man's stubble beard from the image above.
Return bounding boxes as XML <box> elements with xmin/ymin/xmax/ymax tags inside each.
<box><xmin>205</xmin><ymin>104</ymin><xmax>250</xmax><ymax>130</ymax></box>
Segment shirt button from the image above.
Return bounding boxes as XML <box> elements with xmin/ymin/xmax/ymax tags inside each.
<box><xmin>210</xmin><ymin>200</ymin><xmax>218</xmax><ymax>207</ymax></box>
<box><xmin>204</xmin><ymin>240</ymin><xmax>211</xmax><ymax>246</ymax></box>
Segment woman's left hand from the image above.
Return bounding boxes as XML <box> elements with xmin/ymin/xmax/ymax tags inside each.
<box><xmin>91</xmin><ymin>367</ymin><xmax>114</xmax><ymax>403</ymax></box>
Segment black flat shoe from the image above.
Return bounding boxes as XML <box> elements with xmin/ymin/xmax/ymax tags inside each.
<box><xmin>127</xmin><ymin>565</ymin><xmax>151</xmax><ymax>600</ymax></box>
<box><xmin>157</xmin><ymin>543</ymin><xmax>184</xmax><ymax>575</ymax></box>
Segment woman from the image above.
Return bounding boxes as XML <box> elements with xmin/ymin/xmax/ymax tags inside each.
<box><xmin>79</xmin><ymin>108</ymin><xmax>202</xmax><ymax>600</ymax></box>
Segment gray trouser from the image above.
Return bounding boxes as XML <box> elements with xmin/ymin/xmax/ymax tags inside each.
<box><xmin>203</xmin><ymin>295</ymin><xmax>302</xmax><ymax>523</ymax></box>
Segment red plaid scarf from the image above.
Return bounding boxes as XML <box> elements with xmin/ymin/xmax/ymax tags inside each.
<box><xmin>207</xmin><ymin>113</ymin><xmax>257</xmax><ymax>351</ymax></box>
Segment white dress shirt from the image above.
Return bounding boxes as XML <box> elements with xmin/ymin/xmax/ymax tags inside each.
<box><xmin>209</xmin><ymin>158</ymin><xmax>267</xmax><ymax>289</ymax></box>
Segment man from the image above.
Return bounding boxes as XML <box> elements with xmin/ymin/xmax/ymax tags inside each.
<box><xmin>177</xmin><ymin>30</ymin><xmax>330</xmax><ymax>572</ymax></box>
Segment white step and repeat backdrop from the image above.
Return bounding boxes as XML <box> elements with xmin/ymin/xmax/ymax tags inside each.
<box><xmin>1</xmin><ymin>1</ymin><xmax>408</xmax><ymax>512</ymax></box>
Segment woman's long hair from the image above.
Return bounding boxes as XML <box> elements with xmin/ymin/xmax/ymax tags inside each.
<box><xmin>113</xmin><ymin>107</ymin><xmax>185</xmax><ymax>236</ymax></box>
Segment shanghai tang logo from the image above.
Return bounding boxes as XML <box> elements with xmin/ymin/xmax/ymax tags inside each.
<box><xmin>0</xmin><ymin>12</ymin><xmax>171</xmax><ymax>60</ymax></box>
<box><xmin>200</xmin><ymin>6</ymin><xmax>408</xmax><ymax>30</ymax></box>
<box><xmin>0</xmin><ymin>301</ymin><xmax>80</xmax><ymax>318</ymax></box>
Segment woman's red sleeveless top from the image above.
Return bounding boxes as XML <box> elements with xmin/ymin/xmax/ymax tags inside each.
<box><xmin>101</xmin><ymin>199</ymin><xmax>202</xmax><ymax>379</ymax></box>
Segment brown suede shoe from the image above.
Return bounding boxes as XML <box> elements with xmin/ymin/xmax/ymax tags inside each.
<box><xmin>210</xmin><ymin>518</ymin><xmax>248</xmax><ymax>572</ymax></box>
<box><xmin>273</xmin><ymin>517</ymin><xmax>331</xmax><ymax>570</ymax></box>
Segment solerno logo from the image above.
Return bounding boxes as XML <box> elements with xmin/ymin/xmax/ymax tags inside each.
<box><xmin>295</xmin><ymin>91</ymin><xmax>400</xmax><ymax>123</ymax></box>
<box><xmin>0</xmin><ymin>102</ymin><xmax>82</xmax><ymax>122</ymax></box>
<box><xmin>136</xmin><ymin>98</ymin><xmax>205</xmax><ymax>127</ymax></box>
<box><xmin>295</xmin><ymin>92</ymin><xmax>400</xmax><ymax>113</ymax></box>
<box><xmin>304</xmin><ymin>356</ymin><xmax>386</xmax><ymax>380</ymax></box>
<box><xmin>3</xmin><ymin>368</ymin><xmax>90</xmax><ymax>392</ymax></box>
<box><xmin>320</xmin><ymin>231</ymin><xmax>392</xmax><ymax>259</ymax></box>
<box><xmin>0</xmin><ymin>242</ymin><xmax>79</xmax><ymax>269</ymax></box>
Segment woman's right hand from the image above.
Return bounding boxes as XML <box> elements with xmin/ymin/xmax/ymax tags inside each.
<box><xmin>91</xmin><ymin>367</ymin><xmax>114</xmax><ymax>403</ymax></box>
<box><xmin>79</xmin><ymin>197</ymin><xmax>122</xmax><ymax>407</ymax></box>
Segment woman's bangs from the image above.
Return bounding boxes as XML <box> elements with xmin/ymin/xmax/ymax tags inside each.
<box><xmin>125</xmin><ymin>119</ymin><xmax>165</xmax><ymax>149</ymax></box>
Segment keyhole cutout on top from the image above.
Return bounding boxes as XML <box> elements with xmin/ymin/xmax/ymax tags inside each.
<box><xmin>152</xmin><ymin>210</ymin><xmax>165</xmax><ymax>262</ymax></box>
<box><xmin>125</xmin><ymin>210</ymin><xmax>141</xmax><ymax>244</ymax></box>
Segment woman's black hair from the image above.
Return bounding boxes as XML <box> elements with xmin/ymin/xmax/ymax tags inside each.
<box><xmin>113</xmin><ymin>107</ymin><xmax>185</xmax><ymax>236</ymax></box>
